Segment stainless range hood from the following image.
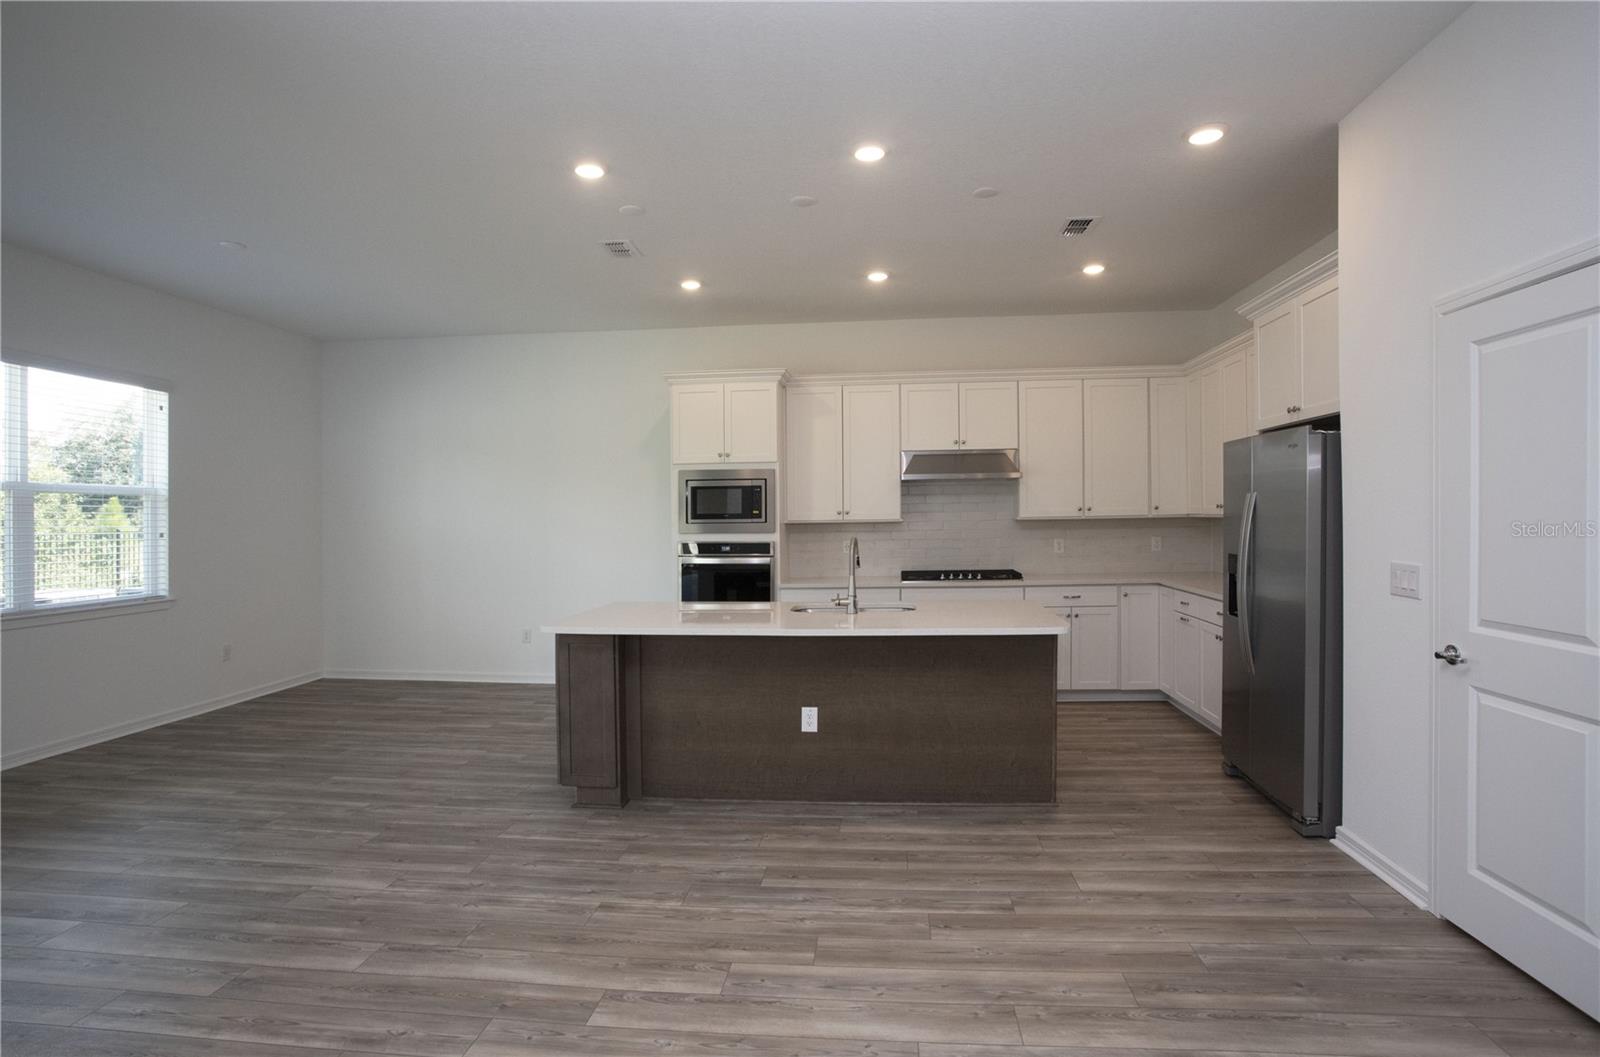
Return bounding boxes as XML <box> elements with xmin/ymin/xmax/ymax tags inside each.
<box><xmin>900</xmin><ymin>448</ymin><xmax>1022</xmax><ymax>481</ymax></box>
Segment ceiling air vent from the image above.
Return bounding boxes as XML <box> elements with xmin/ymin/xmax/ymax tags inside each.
<box><xmin>600</xmin><ymin>239</ymin><xmax>642</xmax><ymax>258</ymax></box>
<box><xmin>1059</xmin><ymin>217</ymin><xmax>1099</xmax><ymax>238</ymax></box>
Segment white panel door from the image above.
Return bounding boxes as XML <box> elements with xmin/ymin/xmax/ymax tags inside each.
<box><xmin>1298</xmin><ymin>277</ymin><xmax>1340</xmax><ymax>419</ymax></box>
<box><xmin>1199</xmin><ymin>366</ymin><xmax>1225</xmax><ymax>516</ymax></box>
<box><xmin>1220</xmin><ymin>352</ymin><xmax>1250</xmax><ymax>442</ymax></box>
<box><xmin>1047</xmin><ymin>607</ymin><xmax>1072</xmax><ymax>691</ymax></box>
<box><xmin>1069</xmin><ymin>605</ymin><xmax>1120</xmax><ymax>691</ymax></box>
<box><xmin>1435</xmin><ymin>262</ymin><xmax>1600</xmax><ymax>1019</ymax></box>
<box><xmin>1171</xmin><ymin>612</ymin><xmax>1202</xmax><ymax>709</ymax></box>
<box><xmin>1018</xmin><ymin>380</ymin><xmax>1085</xmax><ymax>518</ymax></box>
<box><xmin>900</xmin><ymin>383</ymin><xmax>960</xmax><ymax>451</ymax></box>
<box><xmin>1118</xmin><ymin>586</ymin><xmax>1160</xmax><ymax>690</ymax></box>
<box><xmin>1185</xmin><ymin>374</ymin><xmax>1205</xmax><ymax>515</ymax></box>
<box><xmin>724</xmin><ymin>382</ymin><xmax>779</xmax><ymax>462</ymax></box>
<box><xmin>1083</xmin><ymin>378</ymin><xmax>1150</xmax><ymax>517</ymax></box>
<box><xmin>784</xmin><ymin>386</ymin><xmax>842</xmax><ymax>522</ymax></box>
<box><xmin>1254</xmin><ymin>303</ymin><xmax>1298</xmax><ymax>430</ymax></box>
<box><xmin>1199</xmin><ymin>623</ymin><xmax>1224</xmax><ymax>727</ymax></box>
<box><xmin>842</xmin><ymin>384</ymin><xmax>901</xmax><ymax>522</ymax></box>
<box><xmin>1149</xmin><ymin>378</ymin><xmax>1188</xmax><ymax>516</ymax></box>
<box><xmin>959</xmin><ymin>381</ymin><xmax>1019</xmax><ymax>449</ymax></box>
<box><xmin>1158</xmin><ymin>589</ymin><xmax>1179</xmax><ymax>697</ymax></box>
<box><xmin>671</xmin><ymin>383</ymin><xmax>726</xmax><ymax>464</ymax></box>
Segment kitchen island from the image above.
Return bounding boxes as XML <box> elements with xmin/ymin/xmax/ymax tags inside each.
<box><xmin>541</xmin><ymin>600</ymin><xmax>1065</xmax><ymax>806</ymax></box>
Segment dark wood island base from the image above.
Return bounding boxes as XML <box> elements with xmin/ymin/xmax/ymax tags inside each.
<box><xmin>556</xmin><ymin>633</ymin><xmax>1057</xmax><ymax>806</ymax></box>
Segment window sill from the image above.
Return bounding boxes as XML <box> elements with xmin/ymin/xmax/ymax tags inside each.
<box><xmin>3</xmin><ymin>596</ymin><xmax>174</xmax><ymax>629</ymax></box>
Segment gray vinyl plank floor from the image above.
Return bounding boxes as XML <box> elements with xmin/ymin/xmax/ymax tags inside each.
<box><xmin>2</xmin><ymin>681</ymin><xmax>1594</xmax><ymax>1056</ymax></box>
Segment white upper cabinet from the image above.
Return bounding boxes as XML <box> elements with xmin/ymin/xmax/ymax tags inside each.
<box><xmin>1018</xmin><ymin>380</ymin><xmax>1085</xmax><ymax>519</ymax></box>
<box><xmin>784</xmin><ymin>386</ymin><xmax>843</xmax><ymax>521</ymax></box>
<box><xmin>1185</xmin><ymin>373</ymin><xmax>1205</xmax><ymax>515</ymax></box>
<box><xmin>1083</xmin><ymin>378</ymin><xmax>1150</xmax><ymax>517</ymax></box>
<box><xmin>671</xmin><ymin>384</ymin><xmax>728</xmax><ymax>464</ymax></box>
<box><xmin>900</xmin><ymin>382</ymin><xmax>961</xmax><ymax>451</ymax></box>
<box><xmin>1149</xmin><ymin>378</ymin><xmax>1187</xmax><ymax>517</ymax></box>
<box><xmin>1184</xmin><ymin>335</ymin><xmax>1251</xmax><ymax>519</ymax></box>
<box><xmin>959</xmin><ymin>381</ymin><xmax>1019</xmax><ymax>449</ymax></box>
<box><xmin>1199</xmin><ymin>365</ymin><xmax>1225</xmax><ymax>516</ymax></box>
<box><xmin>1240</xmin><ymin>253</ymin><xmax>1339</xmax><ymax>430</ymax></box>
<box><xmin>671</xmin><ymin>378</ymin><xmax>781</xmax><ymax>464</ymax></box>
<box><xmin>841</xmin><ymin>384</ymin><xmax>901</xmax><ymax>521</ymax></box>
<box><xmin>900</xmin><ymin>381</ymin><xmax>1017</xmax><ymax>451</ymax></box>
<box><xmin>784</xmin><ymin>384</ymin><xmax>900</xmax><ymax>523</ymax></box>
<box><xmin>1221</xmin><ymin>351</ymin><xmax>1250</xmax><ymax>442</ymax></box>
<box><xmin>724</xmin><ymin>382</ymin><xmax>781</xmax><ymax>462</ymax></box>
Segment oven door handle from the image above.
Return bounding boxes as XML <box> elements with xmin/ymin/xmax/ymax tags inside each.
<box><xmin>679</xmin><ymin>557</ymin><xmax>774</xmax><ymax>566</ymax></box>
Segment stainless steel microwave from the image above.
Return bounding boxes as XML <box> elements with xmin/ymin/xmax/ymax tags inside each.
<box><xmin>677</xmin><ymin>467</ymin><xmax>773</xmax><ymax>535</ymax></box>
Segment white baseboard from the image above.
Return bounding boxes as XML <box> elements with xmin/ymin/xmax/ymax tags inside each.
<box><xmin>2</xmin><ymin>670</ymin><xmax>323</xmax><ymax>770</ymax></box>
<box><xmin>1057</xmin><ymin>690</ymin><xmax>1168</xmax><ymax>702</ymax></box>
<box><xmin>322</xmin><ymin>668</ymin><xmax>555</xmax><ymax>685</ymax></box>
<box><xmin>1333</xmin><ymin>827</ymin><xmax>1432</xmax><ymax>911</ymax></box>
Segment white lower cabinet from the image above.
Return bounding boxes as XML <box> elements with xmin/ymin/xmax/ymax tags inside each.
<box><xmin>779</xmin><ymin>587</ymin><xmax>902</xmax><ymax>605</ymax></box>
<box><xmin>1068</xmin><ymin>605</ymin><xmax>1120</xmax><ymax>691</ymax></box>
<box><xmin>1171</xmin><ymin>611</ymin><xmax>1203</xmax><ymax>709</ymax></box>
<box><xmin>1199</xmin><ymin>623</ymin><xmax>1224</xmax><ymax>727</ymax></box>
<box><xmin>1047</xmin><ymin>607</ymin><xmax>1072</xmax><ymax>691</ymax></box>
<box><xmin>1118</xmin><ymin>586</ymin><xmax>1160</xmax><ymax>690</ymax></box>
<box><xmin>899</xmin><ymin>586</ymin><xmax>1024</xmax><ymax>604</ymax></box>
<box><xmin>1158</xmin><ymin>588</ymin><xmax>1178</xmax><ymax>696</ymax></box>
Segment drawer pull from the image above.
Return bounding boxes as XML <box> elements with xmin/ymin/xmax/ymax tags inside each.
<box><xmin>1178</xmin><ymin>600</ymin><xmax>1189</xmax><ymax>607</ymax></box>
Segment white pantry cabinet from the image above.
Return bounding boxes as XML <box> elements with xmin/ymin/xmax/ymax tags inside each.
<box><xmin>784</xmin><ymin>384</ymin><xmax>900</xmax><ymax>522</ymax></box>
<box><xmin>671</xmin><ymin>379</ymin><xmax>780</xmax><ymax>464</ymax></box>
<box><xmin>900</xmin><ymin>381</ymin><xmax>1017</xmax><ymax>451</ymax></box>
<box><xmin>1148</xmin><ymin>378</ymin><xmax>1188</xmax><ymax>517</ymax></box>
<box><xmin>1083</xmin><ymin>378</ymin><xmax>1150</xmax><ymax>517</ymax></box>
<box><xmin>1118</xmin><ymin>586</ymin><xmax>1160</xmax><ymax>690</ymax></box>
<box><xmin>1017</xmin><ymin>380</ymin><xmax>1085</xmax><ymax>518</ymax></box>
<box><xmin>1240</xmin><ymin>254</ymin><xmax>1339</xmax><ymax>430</ymax></box>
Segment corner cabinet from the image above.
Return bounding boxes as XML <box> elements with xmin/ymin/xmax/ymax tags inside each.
<box><xmin>1240</xmin><ymin>252</ymin><xmax>1339</xmax><ymax>431</ymax></box>
<box><xmin>1149</xmin><ymin>378</ymin><xmax>1188</xmax><ymax>517</ymax></box>
<box><xmin>669</xmin><ymin>374</ymin><xmax>784</xmax><ymax>464</ymax></box>
<box><xmin>1185</xmin><ymin>334</ymin><xmax>1252</xmax><ymax>518</ymax></box>
<box><xmin>784</xmin><ymin>383</ymin><xmax>900</xmax><ymax>522</ymax></box>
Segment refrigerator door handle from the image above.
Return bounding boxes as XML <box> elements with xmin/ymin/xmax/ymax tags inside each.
<box><xmin>1237</xmin><ymin>489</ymin><xmax>1258</xmax><ymax>674</ymax></box>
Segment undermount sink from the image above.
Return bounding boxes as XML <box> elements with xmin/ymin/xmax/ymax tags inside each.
<box><xmin>790</xmin><ymin>603</ymin><xmax>918</xmax><ymax>614</ymax></box>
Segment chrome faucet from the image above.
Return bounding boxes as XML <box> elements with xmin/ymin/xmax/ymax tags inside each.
<box><xmin>833</xmin><ymin>536</ymin><xmax>861</xmax><ymax>614</ymax></box>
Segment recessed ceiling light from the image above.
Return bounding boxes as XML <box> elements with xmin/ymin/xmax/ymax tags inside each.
<box><xmin>789</xmin><ymin>195</ymin><xmax>818</xmax><ymax>208</ymax></box>
<box><xmin>573</xmin><ymin>162</ymin><xmax>606</xmax><ymax>180</ymax></box>
<box><xmin>971</xmin><ymin>187</ymin><xmax>999</xmax><ymax>199</ymax></box>
<box><xmin>217</xmin><ymin>240</ymin><xmax>247</xmax><ymax>251</ymax></box>
<box><xmin>866</xmin><ymin>270</ymin><xmax>889</xmax><ymax>283</ymax></box>
<box><xmin>1082</xmin><ymin>263</ymin><xmax>1107</xmax><ymax>276</ymax></box>
<box><xmin>1186</xmin><ymin>124</ymin><xmax>1227</xmax><ymax>147</ymax></box>
<box><xmin>680</xmin><ymin>279</ymin><xmax>702</xmax><ymax>292</ymax></box>
<box><xmin>618</xmin><ymin>204</ymin><xmax>644</xmax><ymax>216</ymax></box>
<box><xmin>853</xmin><ymin>144</ymin><xmax>886</xmax><ymax>163</ymax></box>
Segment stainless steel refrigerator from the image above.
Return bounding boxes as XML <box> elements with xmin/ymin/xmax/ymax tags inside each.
<box><xmin>1222</xmin><ymin>425</ymin><xmax>1342</xmax><ymax>837</ymax></box>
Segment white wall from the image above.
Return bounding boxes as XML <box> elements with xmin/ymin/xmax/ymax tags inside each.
<box><xmin>320</xmin><ymin>308</ymin><xmax>1227</xmax><ymax>681</ymax></box>
<box><xmin>1336</xmin><ymin>2</ymin><xmax>1598</xmax><ymax>902</ymax></box>
<box><xmin>1</xmin><ymin>244</ymin><xmax>323</xmax><ymax>765</ymax></box>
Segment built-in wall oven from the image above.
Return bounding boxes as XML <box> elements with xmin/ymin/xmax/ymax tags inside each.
<box><xmin>679</xmin><ymin>541</ymin><xmax>773</xmax><ymax>608</ymax></box>
<box><xmin>678</xmin><ymin>467</ymin><xmax>773</xmax><ymax>535</ymax></box>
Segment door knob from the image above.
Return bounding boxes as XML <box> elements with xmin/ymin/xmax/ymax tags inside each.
<box><xmin>1434</xmin><ymin>644</ymin><xmax>1464</xmax><ymax>665</ymax></box>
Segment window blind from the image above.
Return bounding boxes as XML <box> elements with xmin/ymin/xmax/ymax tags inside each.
<box><xmin>1</xmin><ymin>360</ymin><xmax>170</xmax><ymax>615</ymax></box>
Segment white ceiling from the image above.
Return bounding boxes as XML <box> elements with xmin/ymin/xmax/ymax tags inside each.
<box><xmin>2</xmin><ymin>2</ymin><xmax>1462</xmax><ymax>341</ymax></box>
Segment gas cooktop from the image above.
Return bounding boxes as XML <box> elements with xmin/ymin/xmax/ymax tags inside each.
<box><xmin>901</xmin><ymin>568</ymin><xmax>1024</xmax><ymax>582</ymax></box>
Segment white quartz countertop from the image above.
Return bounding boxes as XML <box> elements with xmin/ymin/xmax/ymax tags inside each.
<box><xmin>782</xmin><ymin>570</ymin><xmax>1224</xmax><ymax>601</ymax></box>
<box><xmin>543</xmin><ymin>600</ymin><xmax>1071</xmax><ymax>637</ymax></box>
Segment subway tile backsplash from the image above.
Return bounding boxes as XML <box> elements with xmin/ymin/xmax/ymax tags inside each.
<box><xmin>784</xmin><ymin>479</ymin><xmax>1220</xmax><ymax>579</ymax></box>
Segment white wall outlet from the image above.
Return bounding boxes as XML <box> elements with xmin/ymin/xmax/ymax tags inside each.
<box><xmin>1389</xmin><ymin>562</ymin><xmax>1422</xmax><ymax>600</ymax></box>
<box><xmin>521</xmin><ymin>628</ymin><xmax>533</xmax><ymax>645</ymax></box>
<box><xmin>800</xmin><ymin>706</ymin><xmax>818</xmax><ymax>733</ymax></box>
<box><xmin>1053</xmin><ymin>538</ymin><xmax>1064</xmax><ymax>554</ymax></box>
<box><xmin>1150</xmin><ymin>536</ymin><xmax>1162</xmax><ymax>552</ymax></box>
<box><xmin>221</xmin><ymin>643</ymin><xmax>232</xmax><ymax>662</ymax></box>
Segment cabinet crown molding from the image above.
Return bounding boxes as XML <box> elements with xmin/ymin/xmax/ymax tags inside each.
<box><xmin>665</xmin><ymin>368</ymin><xmax>790</xmax><ymax>386</ymax></box>
<box><xmin>1184</xmin><ymin>330</ymin><xmax>1253</xmax><ymax>373</ymax></box>
<box><xmin>789</xmin><ymin>364</ymin><xmax>1186</xmax><ymax>388</ymax></box>
<box><xmin>1236</xmin><ymin>250</ymin><xmax>1339</xmax><ymax>321</ymax></box>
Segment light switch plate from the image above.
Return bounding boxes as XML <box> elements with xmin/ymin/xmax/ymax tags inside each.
<box><xmin>800</xmin><ymin>706</ymin><xmax>818</xmax><ymax>733</ymax></box>
<box><xmin>1390</xmin><ymin>562</ymin><xmax>1422</xmax><ymax>600</ymax></box>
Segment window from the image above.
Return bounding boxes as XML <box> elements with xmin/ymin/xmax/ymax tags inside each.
<box><xmin>2</xmin><ymin>359</ymin><xmax>170</xmax><ymax>617</ymax></box>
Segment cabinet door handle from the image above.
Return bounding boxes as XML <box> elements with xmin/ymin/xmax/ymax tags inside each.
<box><xmin>1179</xmin><ymin>600</ymin><xmax>1189</xmax><ymax>606</ymax></box>
<box><xmin>1215</xmin><ymin>503</ymin><xmax>1223</xmax><ymax>510</ymax></box>
<box><xmin>1179</xmin><ymin>615</ymin><xmax>1189</xmax><ymax>623</ymax></box>
<box><xmin>1153</xmin><ymin>505</ymin><xmax>1159</xmax><ymax>510</ymax></box>
<box><xmin>1214</xmin><ymin>633</ymin><xmax>1223</xmax><ymax>642</ymax></box>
